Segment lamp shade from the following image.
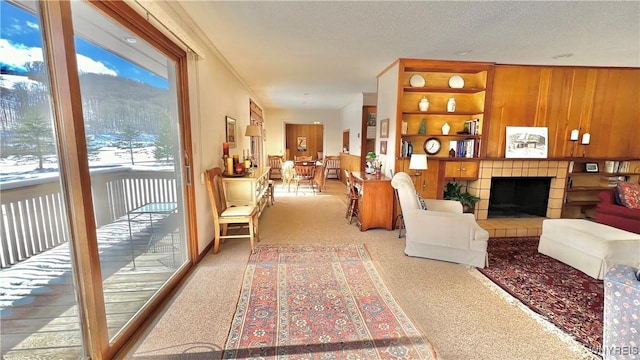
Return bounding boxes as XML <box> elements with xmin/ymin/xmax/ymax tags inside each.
<box><xmin>245</xmin><ymin>125</ymin><xmax>262</xmax><ymax>137</ymax></box>
<box><xmin>409</xmin><ymin>154</ymin><xmax>428</xmax><ymax>170</ymax></box>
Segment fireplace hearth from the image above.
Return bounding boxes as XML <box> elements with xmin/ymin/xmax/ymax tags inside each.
<box><xmin>488</xmin><ymin>177</ymin><xmax>552</xmax><ymax>218</ymax></box>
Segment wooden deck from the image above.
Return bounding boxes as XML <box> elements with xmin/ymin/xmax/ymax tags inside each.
<box><xmin>1</xmin><ymin>215</ymin><xmax>184</xmax><ymax>359</ymax></box>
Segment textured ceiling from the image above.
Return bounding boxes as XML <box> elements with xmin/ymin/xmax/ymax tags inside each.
<box><xmin>176</xmin><ymin>1</ymin><xmax>640</xmax><ymax>111</ymax></box>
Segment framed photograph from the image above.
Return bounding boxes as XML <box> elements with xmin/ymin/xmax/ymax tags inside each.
<box><xmin>585</xmin><ymin>162</ymin><xmax>599</xmax><ymax>173</ymax></box>
<box><xmin>505</xmin><ymin>126</ymin><xmax>548</xmax><ymax>158</ymax></box>
<box><xmin>297</xmin><ymin>136</ymin><xmax>307</xmax><ymax>151</ymax></box>
<box><xmin>225</xmin><ymin>116</ymin><xmax>237</xmax><ymax>148</ymax></box>
<box><xmin>380</xmin><ymin>140</ymin><xmax>387</xmax><ymax>155</ymax></box>
<box><xmin>380</xmin><ymin>118</ymin><xmax>389</xmax><ymax>139</ymax></box>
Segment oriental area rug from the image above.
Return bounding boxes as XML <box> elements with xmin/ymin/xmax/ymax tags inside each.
<box><xmin>477</xmin><ymin>237</ymin><xmax>603</xmax><ymax>355</ymax></box>
<box><xmin>223</xmin><ymin>244</ymin><xmax>438</xmax><ymax>359</ymax></box>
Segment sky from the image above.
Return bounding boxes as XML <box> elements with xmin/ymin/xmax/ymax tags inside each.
<box><xmin>0</xmin><ymin>0</ymin><xmax>168</xmax><ymax>89</ymax></box>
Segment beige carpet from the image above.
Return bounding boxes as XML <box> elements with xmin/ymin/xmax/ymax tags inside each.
<box><xmin>121</xmin><ymin>179</ymin><xmax>597</xmax><ymax>360</ymax></box>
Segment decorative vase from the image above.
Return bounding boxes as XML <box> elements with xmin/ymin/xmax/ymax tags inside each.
<box><xmin>442</xmin><ymin>122</ymin><xmax>450</xmax><ymax>135</ymax></box>
<box><xmin>401</xmin><ymin>120</ymin><xmax>408</xmax><ymax>135</ymax></box>
<box><xmin>375</xmin><ymin>168</ymin><xmax>382</xmax><ymax>179</ymax></box>
<box><xmin>418</xmin><ymin>118</ymin><xmax>427</xmax><ymax>134</ymax></box>
<box><xmin>419</xmin><ymin>97</ymin><xmax>429</xmax><ymax>112</ymax></box>
<box><xmin>447</xmin><ymin>98</ymin><xmax>456</xmax><ymax>112</ymax></box>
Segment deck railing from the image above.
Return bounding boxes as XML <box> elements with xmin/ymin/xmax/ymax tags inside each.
<box><xmin>0</xmin><ymin>166</ymin><xmax>177</xmax><ymax>269</ymax></box>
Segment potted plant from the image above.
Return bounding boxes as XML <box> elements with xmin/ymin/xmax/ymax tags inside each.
<box><xmin>443</xmin><ymin>182</ymin><xmax>480</xmax><ymax>213</ymax></box>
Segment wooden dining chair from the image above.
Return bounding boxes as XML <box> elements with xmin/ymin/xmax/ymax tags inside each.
<box><xmin>293</xmin><ymin>161</ymin><xmax>316</xmax><ymax>194</ymax></box>
<box><xmin>344</xmin><ymin>169</ymin><xmax>352</xmax><ymax>200</ymax></box>
<box><xmin>267</xmin><ymin>155</ymin><xmax>283</xmax><ymax>179</ymax></box>
<box><xmin>294</xmin><ymin>155</ymin><xmax>313</xmax><ymax>161</ymax></box>
<box><xmin>204</xmin><ymin>167</ymin><xmax>259</xmax><ymax>254</ymax></box>
<box><xmin>324</xmin><ymin>155</ymin><xmax>341</xmax><ymax>181</ymax></box>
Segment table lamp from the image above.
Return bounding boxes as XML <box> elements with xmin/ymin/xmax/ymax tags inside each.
<box><xmin>244</xmin><ymin>125</ymin><xmax>262</xmax><ymax>137</ymax></box>
<box><xmin>409</xmin><ymin>154</ymin><xmax>428</xmax><ymax>189</ymax></box>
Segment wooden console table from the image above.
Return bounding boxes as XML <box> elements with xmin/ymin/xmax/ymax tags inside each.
<box><xmin>351</xmin><ymin>172</ymin><xmax>394</xmax><ymax>231</ymax></box>
<box><xmin>222</xmin><ymin>167</ymin><xmax>270</xmax><ymax>216</ymax></box>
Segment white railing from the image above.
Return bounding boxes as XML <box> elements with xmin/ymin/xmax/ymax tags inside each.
<box><xmin>0</xmin><ymin>166</ymin><xmax>177</xmax><ymax>269</ymax></box>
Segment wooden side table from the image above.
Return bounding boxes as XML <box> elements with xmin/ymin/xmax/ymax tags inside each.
<box><xmin>351</xmin><ymin>172</ymin><xmax>394</xmax><ymax>231</ymax></box>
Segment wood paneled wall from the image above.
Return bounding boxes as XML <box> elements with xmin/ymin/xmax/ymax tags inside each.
<box><xmin>285</xmin><ymin>124</ymin><xmax>324</xmax><ymax>160</ymax></box>
<box><xmin>487</xmin><ymin>65</ymin><xmax>640</xmax><ymax>158</ymax></box>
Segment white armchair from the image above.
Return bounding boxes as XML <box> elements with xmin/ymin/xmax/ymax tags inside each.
<box><xmin>391</xmin><ymin>172</ymin><xmax>489</xmax><ymax>268</ymax></box>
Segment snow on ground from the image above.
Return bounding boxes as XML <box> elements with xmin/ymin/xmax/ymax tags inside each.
<box><xmin>0</xmin><ymin>145</ymin><xmax>171</xmax><ymax>184</ymax></box>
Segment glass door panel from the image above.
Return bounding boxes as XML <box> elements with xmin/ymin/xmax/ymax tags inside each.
<box><xmin>69</xmin><ymin>1</ymin><xmax>188</xmax><ymax>341</ymax></box>
<box><xmin>0</xmin><ymin>1</ymin><xmax>85</xmax><ymax>358</ymax></box>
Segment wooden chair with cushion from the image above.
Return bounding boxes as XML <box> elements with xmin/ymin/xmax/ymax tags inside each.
<box><xmin>293</xmin><ymin>161</ymin><xmax>317</xmax><ymax>194</ymax></box>
<box><xmin>324</xmin><ymin>155</ymin><xmax>341</xmax><ymax>181</ymax></box>
<box><xmin>204</xmin><ymin>167</ymin><xmax>259</xmax><ymax>254</ymax></box>
<box><xmin>267</xmin><ymin>155</ymin><xmax>283</xmax><ymax>179</ymax></box>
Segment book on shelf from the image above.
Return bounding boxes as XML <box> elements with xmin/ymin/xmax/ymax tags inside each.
<box><xmin>601</xmin><ymin>175</ymin><xmax>628</xmax><ymax>187</ymax></box>
<box><xmin>463</xmin><ymin>119</ymin><xmax>480</xmax><ymax>135</ymax></box>
<box><xmin>606</xmin><ymin>160</ymin><xmax>631</xmax><ymax>173</ymax></box>
<box><xmin>448</xmin><ymin>139</ymin><xmax>479</xmax><ymax>158</ymax></box>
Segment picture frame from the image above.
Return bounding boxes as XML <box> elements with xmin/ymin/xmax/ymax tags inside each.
<box><xmin>225</xmin><ymin>116</ymin><xmax>237</xmax><ymax>148</ymax></box>
<box><xmin>380</xmin><ymin>118</ymin><xmax>389</xmax><ymax>139</ymax></box>
<box><xmin>505</xmin><ymin>126</ymin><xmax>548</xmax><ymax>158</ymax></box>
<box><xmin>297</xmin><ymin>136</ymin><xmax>307</xmax><ymax>151</ymax></box>
<box><xmin>380</xmin><ymin>140</ymin><xmax>387</xmax><ymax>155</ymax></box>
<box><xmin>585</xmin><ymin>162</ymin><xmax>599</xmax><ymax>173</ymax></box>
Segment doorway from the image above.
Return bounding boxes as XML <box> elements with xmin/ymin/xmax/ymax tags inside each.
<box><xmin>285</xmin><ymin>124</ymin><xmax>324</xmax><ymax>160</ymax></box>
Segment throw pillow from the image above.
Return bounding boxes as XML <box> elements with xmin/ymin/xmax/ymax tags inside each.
<box><xmin>616</xmin><ymin>182</ymin><xmax>640</xmax><ymax>209</ymax></box>
<box><xmin>416</xmin><ymin>192</ymin><xmax>427</xmax><ymax>210</ymax></box>
<box><xmin>613</xmin><ymin>187</ymin><xmax>624</xmax><ymax>206</ymax></box>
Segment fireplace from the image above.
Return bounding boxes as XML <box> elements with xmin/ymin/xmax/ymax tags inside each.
<box><xmin>488</xmin><ymin>177</ymin><xmax>552</xmax><ymax>218</ymax></box>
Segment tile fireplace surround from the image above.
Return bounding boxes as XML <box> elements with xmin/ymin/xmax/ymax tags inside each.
<box><xmin>468</xmin><ymin>160</ymin><xmax>569</xmax><ymax>220</ymax></box>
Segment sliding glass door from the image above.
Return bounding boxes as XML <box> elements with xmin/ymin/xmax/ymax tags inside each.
<box><xmin>0</xmin><ymin>0</ymin><xmax>193</xmax><ymax>358</ymax></box>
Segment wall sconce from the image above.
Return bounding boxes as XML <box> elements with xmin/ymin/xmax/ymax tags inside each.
<box><xmin>581</xmin><ymin>133</ymin><xmax>590</xmax><ymax>145</ymax></box>
<box><xmin>409</xmin><ymin>154</ymin><xmax>428</xmax><ymax>189</ymax></box>
<box><xmin>569</xmin><ymin>129</ymin><xmax>579</xmax><ymax>157</ymax></box>
<box><xmin>570</xmin><ymin>129</ymin><xmax>579</xmax><ymax>141</ymax></box>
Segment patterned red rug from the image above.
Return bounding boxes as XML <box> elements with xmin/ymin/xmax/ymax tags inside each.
<box><xmin>478</xmin><ymin>237</ymin><xmax>603</xmax><ymax>354</ymax></box>
<box><xmin>223</xmin><ymin>244</ymin><xmax>438</xmax><ymax>359</ymax></box>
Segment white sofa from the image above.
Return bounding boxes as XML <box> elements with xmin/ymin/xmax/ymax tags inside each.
<box><xmin>391</xmin><ymin>172</ymin><xmax>489</xmax><ymax>268</ymax></box>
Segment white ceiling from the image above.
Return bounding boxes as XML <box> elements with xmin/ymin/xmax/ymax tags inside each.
<box><xmin>176</xmin><ymin>1</ymin><xmax>640</xmax><ymax>111</ymax></box>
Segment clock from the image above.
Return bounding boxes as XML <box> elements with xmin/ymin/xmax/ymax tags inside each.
<box><xmin>423</xmin><ymin>137</ymin><xmax>441</xmax><ymax>155</ymax></box>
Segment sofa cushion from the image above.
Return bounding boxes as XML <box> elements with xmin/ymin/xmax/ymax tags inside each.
<box><xmin>617</xmin><ymin>182</ymin><xmax>640</xmax><ymax>209</ymax></box>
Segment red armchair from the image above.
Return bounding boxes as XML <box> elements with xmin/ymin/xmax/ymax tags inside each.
<box><xmin>595</xmin><ymin>188</ymin><xmax>640</xmax><ymax>234</ymax></box>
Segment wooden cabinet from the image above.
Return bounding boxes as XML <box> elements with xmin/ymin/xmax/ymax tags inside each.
<box><xmin>222</xmin><ymin>167</ymin><xmax>271</xmax><ymax>216</ymax></box>
<box><xmin>443</xmin><ymin>160</ymin><xmax>479</xmax><ymax>179</ymax></box>
<box><xmin>351</xmin><ymin>172</ymin><xmax>394</xmax><ymax>231</ymax></box>
<box><xmin>562</xmin><ymin>159</ymin><xmax>639</xmax><ymax>219</ymax></box>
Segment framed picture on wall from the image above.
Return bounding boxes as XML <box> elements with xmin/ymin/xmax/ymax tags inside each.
<box><xmin>380</xmin><ymin>118</ymin><xmax>389</xmax><ymax>138</ymax></box>
<box><xmin>380</xmin><ymin>140</ymin><xmax>387</xmax><ymax>155</ymax></box>
<box><xmin>225</xmin><ymin>116</ymin><xmax>237</xmax><ymax>148</ymax></box>
<box><xmin>505</xmin><ymin>126</ymin><xmax>548</xmax><ymax>158</ymax></box>
<box><xmin>297</xmin><ymin>136</ymin><xmax>307</xmax><ymax>151</ymax></box>
<box><xmin>585</xmin><ymin>162</ymin><xmax>599</xmax><ymax>173</ymax></box>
